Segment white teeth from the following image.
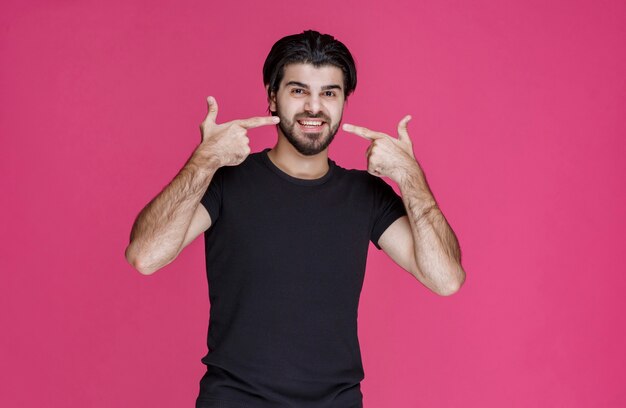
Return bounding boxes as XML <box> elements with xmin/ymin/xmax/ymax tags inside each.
<box><xmin>299</xmin><ymin>120</ymin><xmax>323</xmax><ymax>126</ymax></box>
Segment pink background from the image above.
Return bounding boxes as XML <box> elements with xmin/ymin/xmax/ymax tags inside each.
<box><xmin>2</xmin><ymin>0</ymin><xmax>625</xmax><ymax>407</ymax></box>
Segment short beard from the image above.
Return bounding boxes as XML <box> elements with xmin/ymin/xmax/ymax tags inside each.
<box><xmin>275</xmin><ymin>110</ymin><xmax>341</xmax><ymax>156</ymax></box>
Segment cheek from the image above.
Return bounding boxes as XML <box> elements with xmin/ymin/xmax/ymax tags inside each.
<box><xmin>277</xmin><ymin>99</ymin><xmax>300</xmax><ymax>116</ymax></box>
<box><xmin>331</xmin><ymin>106</ymin><xmax>344</xmax><ymax>123</ymax></box>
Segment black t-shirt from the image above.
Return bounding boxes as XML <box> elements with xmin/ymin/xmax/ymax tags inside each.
<box><xmin>196</xmin><ymin>148</ymin><xmax>407</xmax><ymax>408</ymax></box>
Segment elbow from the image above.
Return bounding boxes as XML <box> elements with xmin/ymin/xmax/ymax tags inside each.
<box><xmin>435</xmin><ymin>281</ymin><xmax>462</xmax><ymax>297</ymax></box>
<box><xmin>433</xmin><ymin>265</ymin><xmax>466</xmax><ymax>297</ymax></box>
<box><xmin>132</xmin><ymin>260</ymin><xmax>159</xmax><ymax>276</ymax></box>
<box><xmin>125</xmin><ymin>245</ymin><xmax>159</xmax><ymax>276</ymax></box>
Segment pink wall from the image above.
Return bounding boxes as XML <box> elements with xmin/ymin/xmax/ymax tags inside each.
<box><xmin>2</xmin><ymin>0</ymin><xmax>625</xmax><ymax>406</ymax></box>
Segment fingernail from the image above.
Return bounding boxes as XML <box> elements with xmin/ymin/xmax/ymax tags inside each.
<box><xmin>342</xmin><ymin>124</ymin><xmax>352</xmax><ymax>131</ymax></box>
<box><xmin>272</xmin><ymin>117</ymin><xmax>280</xmax><ymax>123</ymax></box>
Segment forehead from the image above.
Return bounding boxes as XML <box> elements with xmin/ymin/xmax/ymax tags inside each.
<box><xmin>280</xmin><ymin>63</ymin><xmax>344</xmax><ymax>89</ymax></box>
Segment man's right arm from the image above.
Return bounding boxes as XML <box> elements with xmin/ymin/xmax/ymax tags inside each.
<box><xmin>124</xmin><ymin>96</ymin><xmax>279</xmax><ymax>275</ymax></box>
<box><xmin>124</xmin><ymin>150</ymin><xmax>217</xmax><ymax>275</ymax></box>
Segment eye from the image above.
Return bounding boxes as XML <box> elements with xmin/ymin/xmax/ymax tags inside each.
<box><xmin>291</xmin><ymin>88</ymin><xmax>306</xmax><ymax>95</ymax></box>
<box><xmin>324</xmin><ymin>90</ymin><xmax>337</xmax><ymax>97</ymax></box>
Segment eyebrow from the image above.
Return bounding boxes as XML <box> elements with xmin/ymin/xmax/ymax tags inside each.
<box><xmin>285</xmin><ymin>81</ymin><xmax>343</xmax><ymax>91</ymax></box>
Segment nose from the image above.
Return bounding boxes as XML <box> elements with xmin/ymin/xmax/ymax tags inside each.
<box><xmin>304</xmin><ymin>94</ymin><xmax>321</xmax><ymax>115</ymax></box>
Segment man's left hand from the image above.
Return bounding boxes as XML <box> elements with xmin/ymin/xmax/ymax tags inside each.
<box><xmin>343</xmin><ymin>115</ymin><xmax>420</xmax><ymax>183</ymax></box>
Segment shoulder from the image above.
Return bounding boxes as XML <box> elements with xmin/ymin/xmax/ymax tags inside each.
<box><xmin>331</xmin><ymin>160</ymin><xmax>369</xmax><ymax>181</ymax></box>
<box><xmin>213</xmin><ymin>150</ymin><xmax>266</xmax><ymax>179</ymax></box>
<box><xmin>331</xmin><ymin>161</ymin><xmax>393</xmax><ymax>191</ymax></box>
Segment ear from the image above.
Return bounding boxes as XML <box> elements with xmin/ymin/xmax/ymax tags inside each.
<box><xmin>266</xmin><ymin>85</ymin><xmax>277</xmax><ymax>113</ymax></box>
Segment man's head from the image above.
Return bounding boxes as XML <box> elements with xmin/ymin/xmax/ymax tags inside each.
<box><xmin>263</xmin><ymin>30</ymin><xmax>357</xmax><ymax>156</ymax></box>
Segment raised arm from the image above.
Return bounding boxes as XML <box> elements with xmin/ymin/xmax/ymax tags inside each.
<box><xmin>125</xmin><ymin>96</ymin><xmax>279</xmax><ymax>275</ymax></box>
<box><xmin>343</xmin><ymin>117</ymin><xmax>465</xmax><ymax>296</ymax></box>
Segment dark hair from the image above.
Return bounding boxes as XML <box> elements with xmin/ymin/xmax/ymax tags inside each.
<box><xmin>263</xmin><ymin>30</ymin><xmax>357</xmax><ymax>108</ymax></box>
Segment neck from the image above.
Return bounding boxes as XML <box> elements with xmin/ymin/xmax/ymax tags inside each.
<box><xmin>267</xmin><ymin>134</ymin><xmax>330</xmax><ymax>180</ymax></box>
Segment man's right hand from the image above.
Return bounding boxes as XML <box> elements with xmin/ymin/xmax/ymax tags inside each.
<box><xmin>198</xmin><ymin>96</ymin><xmax>280</xmax><ymax>167</ymax></box>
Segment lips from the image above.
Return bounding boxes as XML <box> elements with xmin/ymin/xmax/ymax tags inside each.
<box><xmin>297</xmin><ymin>119</ymin><xmax>326</xmax><ymax>132</ymax></box>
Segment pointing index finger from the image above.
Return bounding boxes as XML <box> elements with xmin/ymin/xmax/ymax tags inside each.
<box><xmin>238</xmin><ymin>116</ymin><xmax>280</xmax><ymax>129</ymax></box>
<box><xmin>342</xmin><ymin>123</ymin><xmax>386</xmax><ymax>140</ymax></box>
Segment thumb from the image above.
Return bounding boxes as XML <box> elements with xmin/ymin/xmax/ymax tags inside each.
<box><xmin>205</xmin><ymin>96</ymin><xmax>219</xmax><ymax>123</ymax></box>
<box><xmin>397</xmin><ymin>115</ymin><xmax>412</xmax><ymax>143</ymax></box>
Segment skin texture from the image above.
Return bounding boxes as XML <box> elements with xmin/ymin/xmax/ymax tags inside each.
<box><xmin>125</xmin><ymin>63</ymin><xmax>465</xmax><ymax>296</ymax></box>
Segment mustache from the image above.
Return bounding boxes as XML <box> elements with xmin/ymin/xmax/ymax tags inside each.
<box><xmin>295</xmin><ymin>113</ymin><xmax>330</xmax><ymax>122</ymax></box>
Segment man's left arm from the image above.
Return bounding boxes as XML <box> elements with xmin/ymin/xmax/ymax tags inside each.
<box><xmin>343</xmin><ymin>117</ymin><xmax>466</xmax><ymax>296</ymax></box>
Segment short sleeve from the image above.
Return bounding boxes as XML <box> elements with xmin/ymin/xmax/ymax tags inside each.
<box><xmin>200</xmin><ymin>167</ymin><xmax>224</xmax><ymax>226</ymax></box>
<box><xmin>370</xmin><ymin>176</ymin><xmax>407</xmax><ymax>249</ymax></box>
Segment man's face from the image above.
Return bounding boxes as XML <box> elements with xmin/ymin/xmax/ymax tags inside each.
<box><xmin>269</xmin><ymin>63</ymin><xmax>346</xmax><ymax>156</ymax></box>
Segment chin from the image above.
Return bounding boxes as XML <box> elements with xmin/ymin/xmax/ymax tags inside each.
<box><xmin>294</xmin><ymin>134</ymin><xmax>334</xmax><ymax>156</ymax></box>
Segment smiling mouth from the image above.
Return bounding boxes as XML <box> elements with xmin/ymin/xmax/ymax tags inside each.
<box><xmin>297</xmin><ymin>119</ymin><xmax>326</xmax><ymax>132</ymax></box>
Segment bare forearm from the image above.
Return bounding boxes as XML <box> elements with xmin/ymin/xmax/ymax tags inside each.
<box><xmin>398</xmin><ymin>167</ymin><xmax>465</xmax><ymax>295</ymax></box>
<box><xmin>126</xmin><ymin>147</ymin><xmax>218</xmax><ymax>273</ymax></box>
<box><xmin>125</xmin><ymin>96</ymin><xmax>278</xmax><ymax>274</ymax></box>
<box><xmin>341</xmin><ymin>116</ymin><xmax>465</xmax><ymax>294</ymax></box>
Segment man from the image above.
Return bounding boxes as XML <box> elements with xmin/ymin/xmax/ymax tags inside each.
<box><xmin>126</xmin><ymin>30</ymin><xmax>465</xmax><ymax>408</ymax></box>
